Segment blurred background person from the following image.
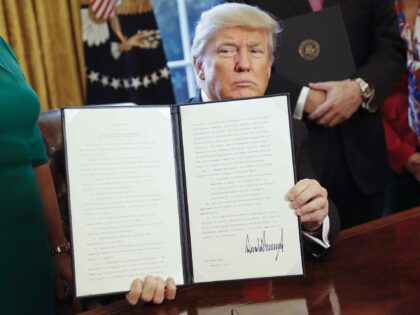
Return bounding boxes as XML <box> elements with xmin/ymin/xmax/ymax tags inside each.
<box><xmin>381</xmin><ymin>0</ymin><xmax>420</xmax><ymax>214</ymax></box>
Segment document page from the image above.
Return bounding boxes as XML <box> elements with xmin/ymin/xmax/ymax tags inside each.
<box><xmin>64</xmin><ymin>107</ymin><xmax>184</xmax><ymax>297</ymax></box>
<box><xmin>180</xmin><ymin>96</ymin><xmax>303</xmax><ymax>282</ymax></box>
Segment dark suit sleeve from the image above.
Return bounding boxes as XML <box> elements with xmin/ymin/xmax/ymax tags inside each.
<box><xmin>292</xmin><ymin>120</ymin><xmax>341</xmax><ymax>259</ymax></box>
<box><xmin>351</xmin><ymin>0</ymin><xmax>406</xmax><ymax>109</ymax></box>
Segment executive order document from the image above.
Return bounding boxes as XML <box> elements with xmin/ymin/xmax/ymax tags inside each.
<box><xmin>63</xmin><ymin>95</ymin><xmax>303</xmax><ymax>297</ymax></box>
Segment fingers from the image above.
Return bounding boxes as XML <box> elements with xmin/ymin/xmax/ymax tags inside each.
<box><xmin>152</xmin><ymin>277</ymin><xmax>166</xmax><ymax>304</ymax></box>
<box><xmin>299</xmin><ymin>197</ymin><xmax>328</xmax><ymax>225</ymax></box>
<box><xmin>298</xmin><ymin>195</ymin><xmax>327</xmax><ymax>217</ymax></box>
<box><xmin>141</xmin><ymin>275</ymin><xmax>158</xmax><ymax>302</ymax></box>
<box><xmin>125</xmin><ymin>276</ymin><xmax>177</xmax><ymax>306</ymax></box>
<box><xmin>288</xmin><ymin>179</ymin><xmax>328</xmax><ymax>230</ymax></box>
<box><xmin>308</xmin><ymin>101</ymin><xmax>331</xmax><ymax>120</ymax></box>
<box><xmin>316</xmin><ymin>103</ymin><xmax>354</xmax><ymax>126</ymax></box>
<box><xmin>126</xmin><ymin>278</ymin><xmax>143</xmax><ymax>305</ymax></box>
<box><xmin>317</xmin><ymin>109</ymin><xmax>337</xmax><ymax>126</ymax></box>
<box><xmin>288</xmin><ymin>179</ymin><xmax>326</xmax><ymax>208</ymax></box>
<box><xmin>165</xmin><ymin>277</ymin><xmax>177</xmax><ymax>300</ymax></box>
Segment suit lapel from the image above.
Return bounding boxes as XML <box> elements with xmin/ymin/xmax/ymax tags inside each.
<box><xmin>323</xmin><ymin>0</ymin><xmax>340</xmax><ymax>8</ymax></box>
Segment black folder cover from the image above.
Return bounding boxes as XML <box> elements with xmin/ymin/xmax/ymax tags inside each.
<box><xmin>274</xmin><ymin>6</ymin><xmax>355</xmax><ymax>85</ymax></box>
<box><xmin>62</xmin><ymin>95</ymin><xmax>304</xmax><ymax>298</ymax></box>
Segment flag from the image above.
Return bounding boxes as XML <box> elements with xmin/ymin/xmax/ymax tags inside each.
<box><xmin>89</xmin><ymin>0</ymin><xmax>121</xmax><ymax>22</ymax></box>
<box><xmin>82</xmin><ymin>0</ymin><xmax>175</xmax><ymax>105</ymax></box>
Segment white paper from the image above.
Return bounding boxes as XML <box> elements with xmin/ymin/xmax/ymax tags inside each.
<box><xmin>64</xmin><ymin>107</ymin><xmax>184</xmax><ymax>297</ymax></box>
<box><xmin>180</xmin><ymin>96</ymin><xmax>303</xmax><ymax>282</ymax></box>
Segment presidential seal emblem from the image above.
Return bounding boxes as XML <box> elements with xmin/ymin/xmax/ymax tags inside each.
<box><xmin>298</xmin><ymin>39</ymin><xmax>320</xmax><ymax>61</ymax></box>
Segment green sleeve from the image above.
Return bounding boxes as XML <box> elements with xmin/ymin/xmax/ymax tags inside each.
<box><xmin>0</xmin><ymin>38</ymin><xmax>17</xmax><ymax>62</ymax></box>
<box><xmin>30</xmin><ymin>124</ymin><xmax>48</xmax><ymax>167</ymax></box>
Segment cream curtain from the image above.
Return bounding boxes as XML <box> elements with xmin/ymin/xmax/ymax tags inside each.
<box><xmin>0</xmin><ymin>0</ymin><xmax>85</xmax><ymax>110</ymax></box>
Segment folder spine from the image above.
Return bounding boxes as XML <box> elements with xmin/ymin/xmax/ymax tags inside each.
<box><xmin>171</xmin><ymin>105</ymin><xmax>194</xmax><ymax>285</ymax></box>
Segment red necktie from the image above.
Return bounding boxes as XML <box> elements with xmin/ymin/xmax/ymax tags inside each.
<box><xmin>308</xmin><ymin>0</ymin><xmax>323</xmax><ymax>12</ymax></box>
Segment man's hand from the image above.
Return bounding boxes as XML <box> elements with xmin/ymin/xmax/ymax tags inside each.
<box><xmin>287</xmin><ymin>179</ymin><xmax>329</xmax><ymax>232</ymax></box>
<box><xmin>125</xmin><ymin>276</ymin><xmax>176</xmax><ymax>305</ymax></box>
<box><xmin>307</xmin><ymin>80</ymin><xmax>363</xmax><ymax>127</ymax></box>
<box><xmin>406</xmin><ymin>152</ymin><xmax>420</xmax><ymax>179</ymax></box>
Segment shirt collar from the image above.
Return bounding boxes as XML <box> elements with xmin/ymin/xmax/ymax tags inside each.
<box><xmin>201</xmin><ymin>90</ymin><xmax>211</xmax><ymax>102</ymax></box>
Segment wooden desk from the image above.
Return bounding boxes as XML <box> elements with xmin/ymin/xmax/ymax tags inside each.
<box><xmin>80</xmin><ymin>207</ymin><xmax>420</xmax><ymax>315</ymax></box>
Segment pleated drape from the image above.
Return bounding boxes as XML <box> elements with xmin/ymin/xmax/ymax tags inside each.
<box><xmin>0</xmin><ymin>0</ymin><xmax>86</xmax><ymax>110</ymax></box>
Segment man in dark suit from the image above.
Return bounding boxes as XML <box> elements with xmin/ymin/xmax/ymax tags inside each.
<box><xmin>235</xmin><ymin>0</ymin><xmax>406</xmax><ymax>227</ymax></box>
<box><xmin>190</xmin><ymin>2</ymin><xmax>340</xmax><ymax>259</ymax></box>
<box><xmin>125</xmin><ymin>2</ymin><xmax>341</xmax><ymax>306</ymax></box>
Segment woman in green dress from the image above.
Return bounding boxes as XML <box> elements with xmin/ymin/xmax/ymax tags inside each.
<box><xmin>0</xmin><ymin>36</ymin><xmax>176</xmax><ymax>312</ymax></box>
<box><xmin>0</xmin><ymin>36</ymin><xmax>72</xmax><ymax>314</ymax></box>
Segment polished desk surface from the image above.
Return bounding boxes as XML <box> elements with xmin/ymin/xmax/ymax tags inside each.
<box><xmin>80</xmin><ymin>207</ymin><xmax>420</xmax><ymax>315</ymax></box>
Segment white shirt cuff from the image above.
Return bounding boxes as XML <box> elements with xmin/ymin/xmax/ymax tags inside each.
<box><xmin>293</xmin><ymin>86</ymin><xmax>310</xmax><ymax>120</ymax></box>
<box><xmin>302</xmin><ymin>215</ymin><xmax>330</xmax><ymax>249</ymax></box>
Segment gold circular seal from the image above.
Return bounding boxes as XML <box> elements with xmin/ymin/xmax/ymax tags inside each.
<box><xmin>298</xmin><ymin>39</ymin><xmax>320</xmax><ymax>61</ymax></box>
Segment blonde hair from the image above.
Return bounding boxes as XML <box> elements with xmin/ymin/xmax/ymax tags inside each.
<box><xmin>191</xmin><ymin>3</ymin><xmax>282</xmax><ymax>61</ymax></box>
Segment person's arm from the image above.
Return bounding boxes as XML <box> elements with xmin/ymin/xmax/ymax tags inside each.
<box><xmin>289</xmin><ymin>120</ymin><xmax>341</xmax><ymax>258</ymax></box>
<box><xmin>307</xmin><ymin>79</ymin><xmax>363</xmax><ymax>127</ymax></box>
<box><xmin>304</xmin><ymin>0</ymin><xmax>406</xmax><ymax>127</ymax></box>
<box><xmin>34</xmin><ymin>163</ymin><xmax>73</xmax><ymax>299</ymax></box>
<box><xmin>381</xmin><ymin>79</ymin><xmax>419</xmax><ymax>174</ymax></box>
<box><xmin>382</xmin><ymin>118</ymin><xmax>417</xmax><ymax>173</ymax></box>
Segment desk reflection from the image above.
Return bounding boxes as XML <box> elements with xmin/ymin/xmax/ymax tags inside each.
<box><xmin>80</xmin><ymin>207</ymin><xmax>420</xmax><ymax>315</ymax></box>
<box><xmin>200</xmin><ymin>299</ymin><xmax>308</xmax><ymax>315</ymax></box>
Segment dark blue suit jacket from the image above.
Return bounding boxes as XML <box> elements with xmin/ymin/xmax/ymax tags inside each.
<box><xmin>234</xmin><ymin>0</ymin><xmax>406</xmax><ymax>197</ymax></box>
